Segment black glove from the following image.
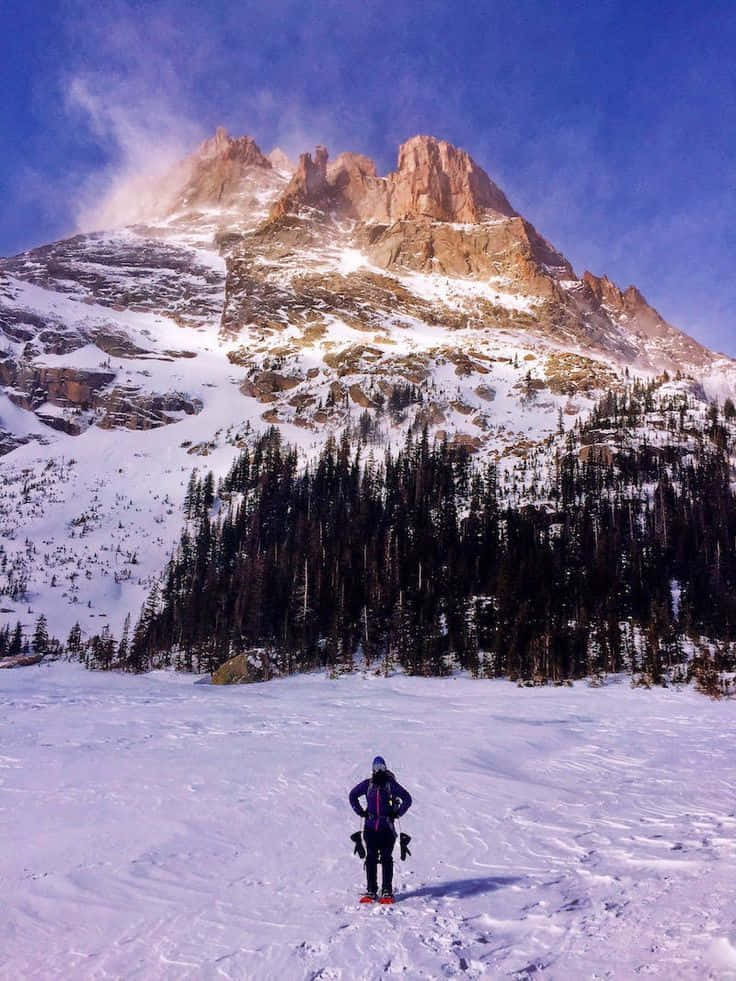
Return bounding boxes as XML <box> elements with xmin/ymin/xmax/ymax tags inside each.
<box><xmin>399</xmin><ymin>832</ymin><xmax>412</xmax><ymax>861</ymax></box>
<box><xmin>350</xmin><ymin>831</ymin><xmax>366</xmax><ymax>860</ymax></box>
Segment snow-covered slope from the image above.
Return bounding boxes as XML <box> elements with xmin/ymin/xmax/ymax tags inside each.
<box><xmin>1</xmin><ymin>129</ymin><xmax>735</xmax><ymax>642</ymax></box>
<box><xmin>2</xmin><ymin>664</ymin><xmax>735</xmax><ymax>979</ymax></box>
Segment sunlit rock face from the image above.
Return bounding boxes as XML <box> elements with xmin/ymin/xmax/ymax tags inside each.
<box><xmin>388</xmin><ymin>134</ymin><xmax>517</xmax><ymax>222</ymax></box>
<box><xmin>0</xmin><ymin>127</ymin><xmax>723</xmax><ymax>454</ymax></box>
<box><xmin>1</xmin><ymin>126</ymin><xmax>734</xmax><ymax>645</ymax></box>
<box><xmin>173</xmin><ymin>128</ymin><xmax>273</xmax><ymax>210</ymax></box>
<box><xmin>268</xmin><ymin>134</ymin><xmax>516</xmax><ymax>224</ymax></box>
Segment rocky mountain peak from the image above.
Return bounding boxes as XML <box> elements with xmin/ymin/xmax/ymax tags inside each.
<box><xmin>157</xmin><ymin>127</ymin><xmax>274</xmax><ymax>216</ymax></box>
<box><xmin>301</xmin><ymin>145</ymin><xmax>329</xmax><ymax>193</ymax></box>
<box><xmin>269</xmin><ymin>145</ymin><xmax>330</xmax><ymax>219</ymax></box>
<box><xmin>326</xmin><ymin>152</ymin><xmax>389</xmax><ymax>221</ymax></box>
<box><xmin>268</xmin><ymin>134</ymin><xmax>517</xmax><ymax>225</ymax></box>
<box><xmin>267</xmin><ymin>147</ymin><xmax>295</xmax><ymax>173</ymax></box>
<box><xmin>583</xmin><ymin>271</ymin><xmax>662</xmax><ymax>325</ymax></box>
<box><xmin>391</xmin><ymin>134</ymin><xmax>517</xmax><ymax>222</ymax></box>
<box><xmin>197</xmin><ymin>125</ymin><xmax>232</xmax><ymax>159</ymax></box>
<box><xmin>582</xmin><ymin>271</ymin><xmax>623</xmax><ymax>308</ymax></box>
<box><xmin>194</xmin><ymin>127</ymin><xmax>271</xmax><ymax>169</ymax></box>
<box><xmin>581</xmin><ymin>271</ymin><xmax>709</xmax><ymax>362</ymax></box>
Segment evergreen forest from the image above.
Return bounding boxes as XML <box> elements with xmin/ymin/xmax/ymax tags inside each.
<box><xmin>101</xmin><ymin>384</ymin><xmax>736</xmax><ymax>691</ymax></box>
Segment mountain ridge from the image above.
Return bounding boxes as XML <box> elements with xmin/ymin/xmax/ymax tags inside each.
<box><xmin>267</xmin><ymin>133</ymin><xmax>518</xmax><ymax>224</ymax></box>
<box><xmin>0</xmin><ymin>127</ymin><xmax>734</xmax><ymax>645</ymax></box>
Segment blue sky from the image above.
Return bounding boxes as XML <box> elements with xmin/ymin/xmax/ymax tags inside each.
<box><xmin>2</xmin><ymin>0</ymin><xmax>736</xmax><ymax>354</ymax></box>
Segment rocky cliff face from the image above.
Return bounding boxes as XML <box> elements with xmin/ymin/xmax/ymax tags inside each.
<box><xmin>577</xmin><ymin>272</ymin><xmax>710</xmax><ymax>366</ymax></box>
<box><xmin>268</xmin><ymin>134</ymin><xmax>516</xmax><ymax>224</ymax></box>
<box><xmin>0</xmin><ymin>125</ymin><xmax>733</xmax><ymax>642</ymax></box>
<box><xmin>267</xmin><ymin>148</ymin><xmax>295</xmax><ymax>173</ymax></box>
<box><xmin>269</xmin><ymin>146</ymin><xmax>331</xmax><ymax>220</ymax></box>
<box><xmin>173</xmin><ymin>127</ymin><xmax>272</xmax><ymax>210</ymax></box>
<box><xmin>0</xmin><ymin>126</ymin><xmax>725</xmax><ymax>456</ymax></box>
<box><xmin>390</xmin><ymin>135</ymin><xmax>516</xmax><ymax>222</ymax></box>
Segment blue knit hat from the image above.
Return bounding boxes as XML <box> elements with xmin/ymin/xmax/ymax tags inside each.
<box><xmin>372</xmin><ymin>755</ymin><xmax>387</xmax><ymax>772</ymax></box>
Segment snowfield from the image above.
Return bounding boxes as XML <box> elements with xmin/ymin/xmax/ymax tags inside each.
<box><xmin>1</xmin><ymin>665</ymin><xmax>735</xmax><ymax>980</ymax></box>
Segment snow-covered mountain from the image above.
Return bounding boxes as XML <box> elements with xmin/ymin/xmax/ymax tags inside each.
<box><xmin>1</xmin><ymin>129</ymin><xmax>734</xmax><ymax>641</ymax></box>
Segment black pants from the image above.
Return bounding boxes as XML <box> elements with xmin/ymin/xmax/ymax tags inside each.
<box><xmin>364</xmin><ymin>828</ymin><xmax>396</xmax><ymax>893</ymax></box>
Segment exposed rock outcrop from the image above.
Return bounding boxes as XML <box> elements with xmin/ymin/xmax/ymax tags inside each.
<box><xmin>327</xmin><ymin>153</ymin><xmax>390</xmax><ymax>221</ymax></box>
<box><xmin>211</xmin><ymin>650</ymin><xmax>273</xmax><ymax>684</ymax></box>
<box><xmin>262</xmin><ymin>136</ymin><xmax>571</xmax><ymax>304</ymax></box>
<box><xmin>584</xmin><ymin>271</ymin><xmax>671</xmax><ymax>337</ymax></box>
<box><xmin>389</xmin><ymin>135</ymin><xmax>516</xmax><ymax>222</ymax></box>
<box><xmin>268</xmin><ymin>135</ymin><xmax>517</xmax><ymax>224</ymax></box>
<box><xmin>0</xmin><ymin>359</ymin><xmax>115</xmax><ymax>410</ymax></box>
<box><xmin>268</xmin><ymin>147</ymin><xmax>295</xmax><ymax>173</ymax></box>
<box><xmin>2</xmin><ymin>234</ymin><xmax>225</xmax><ymax>328</ymax></box>
<box><xmin>0</xmin><ymin>356</ymin><xmax>202</xmax><ymax>434</ymax></box>
<box><xmin>95</xmin><ymin>387</ymin><xmax>202</xmax><ymax>430</ymax></box>
<box><xmin>357</xmin><ymin>215</ymin><xmax>571</xmax><ymax>284</ymax></box>
<box><xmin>197</xmin><ymin>127</ymin><xmax>269</xmax><ymax>166</ymax></box>
<box><xmin>544</xmin><ymin>352</ymin><xmax>618</xmax><ymax>395</ymax></box>
<box><xmin>269</xmin><ymin>146</ymin><xmax>330</xmax><ymax>219</ymax></box>
<box><xmin>0</xmin><ymin>430</ymin><xmax>35</xmax><ymax>457</ymax></box>
<box><xmin>173</xmin><ymin>128</ymin><xmax>272</xmax><ymax>210</ymax></box>
<box><xmin>0</xmin><ymin>654</ymin><xmax>44</xmax><ymax>669</ymax></box>
<box><xmin>580</xmin><ymin>271</ymin><xmax>710</xmax><ymax>366</ymax></box>
<box><xmin>240</xmin><ymin>370</ymin><xmax>302</xmax><ymax>402</ymax></box>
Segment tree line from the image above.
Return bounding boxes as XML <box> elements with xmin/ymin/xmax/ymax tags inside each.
<box><xmin>81</xmin><ymin>390</ymin><xmax>736</xmax><ymax>689</ymax></box>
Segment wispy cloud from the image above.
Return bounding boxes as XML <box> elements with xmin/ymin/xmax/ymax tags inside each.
<box><xmin>4</xmin><ymin>0</ymin><xmax>735</xmax><ymax>352</ymax></box>
<box><xmin>64</xmin><ymin>72</ymin><xmax>204</xmax><ymax>230</ymax></box>
<box><xmin>56</xmin><ymin>0</ymin><xmax>215</xmax><ymax>230</ymax></box>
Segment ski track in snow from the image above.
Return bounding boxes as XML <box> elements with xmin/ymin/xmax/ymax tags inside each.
<box><xmin>1</xmin><ymin>665</ymin><xmax>735</xmax><ymax>980</ymax></box>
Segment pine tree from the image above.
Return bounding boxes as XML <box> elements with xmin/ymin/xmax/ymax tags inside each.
<box><xmin>66</xmin><ymin>622</ymin><xmax>83</xmax><ymax>661</ymax></box>
<box><xmin>183</xmin><ymin>471</ymin><xmax>199</xmax><ymax>520</ymax></box>
<box><xmin>32</xmin><ymin>614</ymin><xmax>49</xmax><ymax>656</ymax></box>
<box><xmin>8</xmin><ymin>622</ymin><xmax>23</xmax><ymax>658</ymax></box>
<box><xmin>123</xmin><ymin>409</ymin><xmax>736</xmax><ymax>685</ymax></box>
<box><xmin>117</xmin><ymin>613</ymin><xmax>131</xmax><ymax>664</ymax></box>
<box><xmin>201</xmin><ymin>472</ymin><xmax>215</xmax><ymax>514</ymax></box>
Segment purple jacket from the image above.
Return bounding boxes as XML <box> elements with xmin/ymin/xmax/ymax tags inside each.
<box><xmin>349</xmin><ymin>772</ymin><xmax>412</xmax><ymax>833</ymax></box>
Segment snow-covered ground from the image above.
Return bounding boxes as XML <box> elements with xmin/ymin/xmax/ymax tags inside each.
<box><xmin>1</xmin><ymin>664</ymin><xmax>735</xmax><ymax>979</ymax></box>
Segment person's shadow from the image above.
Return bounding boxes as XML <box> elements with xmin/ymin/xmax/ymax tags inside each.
<box><xmin>397</xmin><ymin>875</ymin><xmax>520</xmax><ymax>902</ymax></box>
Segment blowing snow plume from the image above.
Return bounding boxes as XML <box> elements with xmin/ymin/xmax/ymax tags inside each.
<box><xmin>67</xmin><ymin>75</ymin><xmax>206</xmax><ymax>232</ymax></box>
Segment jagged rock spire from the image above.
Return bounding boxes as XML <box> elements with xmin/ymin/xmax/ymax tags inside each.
<box><xmin>268</xmin><ymin>134</ymin><xmax>517</xmax><ymax>223</ymax></box>
<box><xmin>390</xmin><ymin>135</ymin><xmax>516</xmax><ymax>222</ymax></box>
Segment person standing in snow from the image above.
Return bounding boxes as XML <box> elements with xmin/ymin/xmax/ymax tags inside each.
<box><xmin>349</xmin><ymin>755</ymin><xmax>412</xmax><ymax>902</ymax></box>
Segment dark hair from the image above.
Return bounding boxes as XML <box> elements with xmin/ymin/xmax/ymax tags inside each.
<box><xmin>371</xmin><ymin>769</ymin><xmax>394</xmax><ymax>786</ymax></box>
